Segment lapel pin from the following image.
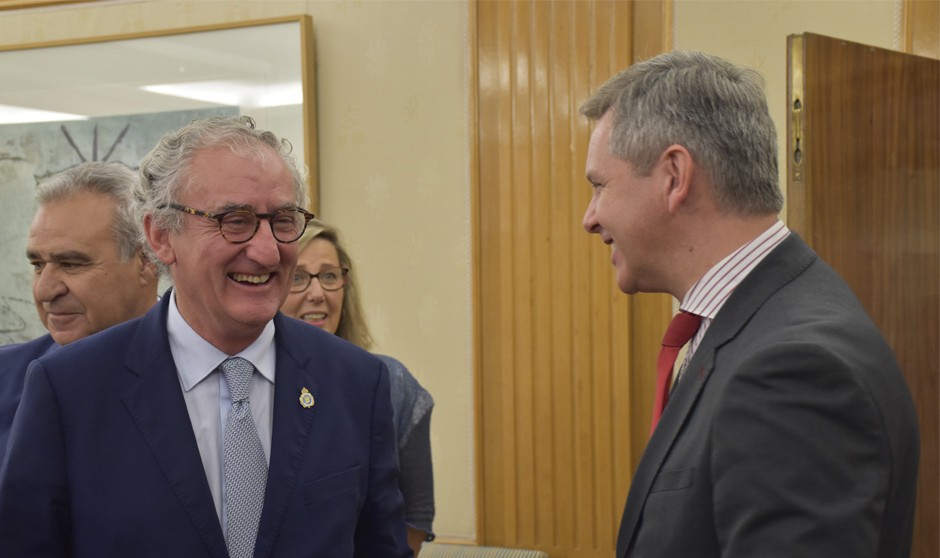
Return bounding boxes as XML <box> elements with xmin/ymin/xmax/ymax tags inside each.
<box><xmin>299</xmin><ymin>387</ymin><xmax>315</xmax><ymax>409</ymax></box>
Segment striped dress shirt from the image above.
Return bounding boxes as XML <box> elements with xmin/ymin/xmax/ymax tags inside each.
<box><xmin>675</xmin><ymin>220</ymin><xmax>791</xmax><ymax>381</ymax></box>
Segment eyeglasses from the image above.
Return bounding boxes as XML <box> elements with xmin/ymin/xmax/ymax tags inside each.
<box><xmin>161</xmin><ymin>202</ymin><xmax>315</xmax><ymax>244</ymax></box>
<box><xmin>290</xmin><ymin>266</ymin><xmax>349</xmax><ymax>293</ymax></box>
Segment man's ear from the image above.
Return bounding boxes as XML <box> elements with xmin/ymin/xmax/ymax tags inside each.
<box><xmin>660</xmin><ymin>144</ymin><xmax>695</xmax><ymax>215</ymax></box>
<box><xmin>143</xmin><ymin>214</ymin><xmax>176</xmax><ymax>266</ymax></box>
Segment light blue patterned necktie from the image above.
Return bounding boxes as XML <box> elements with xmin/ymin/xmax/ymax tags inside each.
<box><xmin>220</xmin><ymin>357</ymin><xmax>268</xmax><ymax>558</ymax></box>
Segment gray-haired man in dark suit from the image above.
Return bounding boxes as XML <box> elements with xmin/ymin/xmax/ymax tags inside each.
<box><xmin>581</xmin><ymin>51</ymin><xmax>919</xmax><ymax>558</ymax></box>
<box><xmin>0</xmin><ymin>161</ymin><xmax>158</xmax><ymax>461</ymax></box>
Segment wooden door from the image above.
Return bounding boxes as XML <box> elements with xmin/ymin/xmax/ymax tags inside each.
<box><xmin>787</xmin><ymin>32</ymin><xmax>939</xmax><ymax>558</ymax></box>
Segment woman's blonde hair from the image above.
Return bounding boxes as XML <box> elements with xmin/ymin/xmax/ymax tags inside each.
<box><xmin>295</xmin><ymin>219</ymin><xmax>374</xmax><ymax>350</ymax></box>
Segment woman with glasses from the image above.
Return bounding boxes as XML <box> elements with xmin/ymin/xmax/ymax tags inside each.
<box><xmin>280</xmin><ymin>219</ymin><xmax>435</xmax><ymax>555</ymax></box>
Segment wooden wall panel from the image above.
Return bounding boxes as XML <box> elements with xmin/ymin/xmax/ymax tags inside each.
<box><xmin>904</xmin><ymin>0</ymin><xmax>939</xmax><ymax>60</ymax></box>
<box><xmin>787</xmin><ymin>32</ymin><xmax>939</xmax><ymax>558</ymax></box>
<box><xmin>473</xmin><ymin>2</ymin><xmax>670</xmax><ymax>556</ymax></box>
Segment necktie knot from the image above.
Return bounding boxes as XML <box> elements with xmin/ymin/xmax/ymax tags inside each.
<box><xmin>662</xmin><ymin>311</ymin><xmax>702</xmax><ymax>348</ymax></box>
<box><xmin>221</xmin><ymin>357</ymin><xmax>254</xmax><ymax>403</ymax></box>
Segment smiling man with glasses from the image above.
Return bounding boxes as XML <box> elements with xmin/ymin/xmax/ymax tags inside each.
<box><xmin>0</xmin><ymin>116</ymin><xmax>412</xmax><ymax>558</ymax></box>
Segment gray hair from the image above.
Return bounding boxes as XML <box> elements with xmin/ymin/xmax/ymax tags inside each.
<box><xmin>136</xmin><ymin>115</ymin><xmax>308</xmax><ymax>271</ymax></box>
<box><xmin>580</xmin><ymin>51</ymin><xmax>783</xmax><ymax>215</ymax></box>
<box><xmin>36</xmin><ymin>161</ymin><xmax>143</xmax><ymax>261</ymax></box>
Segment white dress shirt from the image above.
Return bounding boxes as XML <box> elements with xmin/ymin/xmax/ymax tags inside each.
<box><xmin>166</xmin><ymin>289</ymin><xmax>276</xmax><ymax>526</ymax></box>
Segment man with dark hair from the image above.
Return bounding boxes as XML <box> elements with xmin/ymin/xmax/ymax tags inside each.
<box><xmin>581</xmin><ymin>51</ymin><xmax>918</xmax><ymax>557</ymax></box>
<box><xmin>0</xmin><ymin>161</ymin><xmax>158</xmax><ymax>461</ymax></box>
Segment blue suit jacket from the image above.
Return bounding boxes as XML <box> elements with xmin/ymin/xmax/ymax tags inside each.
<box><xmin>617</xmin><ymin>234</ymin><xmax>919</xmax><ymax>557</ymax></box>
<box><xmin>0</xmin><ymin>295</ymin><xmax>411</xmax><ymax>558</ymax></box>
<box><xmin>0</xmin><ymin>333</ymin><xmax>57</xmax><ymax>463</ymax></box>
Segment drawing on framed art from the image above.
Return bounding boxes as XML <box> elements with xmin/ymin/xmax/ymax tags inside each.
<box><xmin>0</xmin><ymin>17</ymin><xmax>317</xmax><ymax>344</ymax></box>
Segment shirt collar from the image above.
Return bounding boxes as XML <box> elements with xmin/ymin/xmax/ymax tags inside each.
<box><xmin>681</xmin><ymin>220</ymin><xmax>790</xmax><ymax>319</ymax></box>
<box><xmin>167</xmin><ymin>289</ymin><xmax>277</xmax><ymax>392</ymax></box>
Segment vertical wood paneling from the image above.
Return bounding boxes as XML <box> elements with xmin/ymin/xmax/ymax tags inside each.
<box><xmin>547</xmin><ymin>3</ymin><xmax>576</xmax><ymax>551</ymax></box>
<box><xmin>477</xmin><ymin>0</ymin><xmax>511</xmax><ymax>543</ymax></box>
<box><xmin>904</xmin><ymin>0</ymin><xmax>939</xmax><ymax>59</ymax></box>
<box><xmin>509</xmin><ymin>1</ymin><xmax>535</xmax><ymax>546</ymax></box>
<box><xmin>571</xmin><ymin>2</ymin><xmax>600</xmax><ymax>554</ymax></box>
<box><xmin>529</xmin><ymin>4</ymin><xmax>554</xmax><ymax>548</ymax></box>
<box><xmin>474</xmin><ymin>2</ymin><xmax>670</xmax><ymax>556</ymax></box>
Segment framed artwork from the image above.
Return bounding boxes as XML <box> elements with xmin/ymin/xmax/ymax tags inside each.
<box><xmin>0</xmin><ymin>16</ymin><xmax>317</xmax><ymax>344</ymax></box>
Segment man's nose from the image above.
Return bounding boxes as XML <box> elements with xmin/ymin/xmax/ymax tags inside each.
<box><xmin>583</xmin><ymin>197</ymin><xmax>600</xmax><ymax>234</ymax></box>
<box><xmin>244</xmin><ymin>220</ymin><xmax>282</xmax><ymax>267</ymax></box>
<box><xmin>33</xmin><ymin>265</ymin><xmax>67</xmax><ymax>302</ymax></box>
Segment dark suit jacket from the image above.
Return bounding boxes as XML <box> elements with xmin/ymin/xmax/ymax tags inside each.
<box><xmin>617</xmin><ymin>234</ymin><xmax>919</xmax><ymax>558</ymax></box>
<box><xmin>0</xmin><ymin>295</ymin><xmax>411</xmax><ymax>558</ymax></box>
<box><xmin>0</xmin><ymin>333</ymin><xmax>57</xmax><ymax>463</ymax></box>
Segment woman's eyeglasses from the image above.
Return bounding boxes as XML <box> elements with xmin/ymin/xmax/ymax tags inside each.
<box><xmin>290</xmin><ymin>266</ymin><xmax>349</xmax><ymax>293</ymax></box>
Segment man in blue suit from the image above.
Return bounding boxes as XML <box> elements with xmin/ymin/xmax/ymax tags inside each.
<box><xmin>0</xmin><ymin>161</ymin><xmax>159</xmax><ymax>461</ymax></box>
<box><xmin>580</xmin><ymin>52</ymin><xmax>918</xmax><ymax>557</ymax></box>
<box><xmin>0</xmin><ymin>116</ymin><xmax>412</xmax><ymax>557</ymax></box>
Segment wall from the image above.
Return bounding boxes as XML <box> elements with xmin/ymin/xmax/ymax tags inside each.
<box><xmin>0</xmin><ymin>0</ymin><xmax>475</xmax><ymax>542</ymax></box>
<box><xmin>673</xmin><ymin>0</ymin><xmax>900</xmax><ymax>218</ymax></box>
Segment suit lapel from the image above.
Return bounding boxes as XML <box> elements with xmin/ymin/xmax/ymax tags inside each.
<box><xmin>252</xmin><ymin>315</ymin><xmax>320</xmax><ymax>558</ymax></box>
<box><xmin>616</xmin><ymin>235</ymin><xmax>817</xmax><ymax>557</ymax></box>
<box><xmin>120</xmin><ymin>296</ymin><xmax>229</xmax><ymax>558</ymax></box>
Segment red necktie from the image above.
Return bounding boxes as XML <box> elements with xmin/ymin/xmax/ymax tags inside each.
<box><xmin>650</xmin><ymin>311</ymin><xmax>702</xmax><ymax>436</ymax></box>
